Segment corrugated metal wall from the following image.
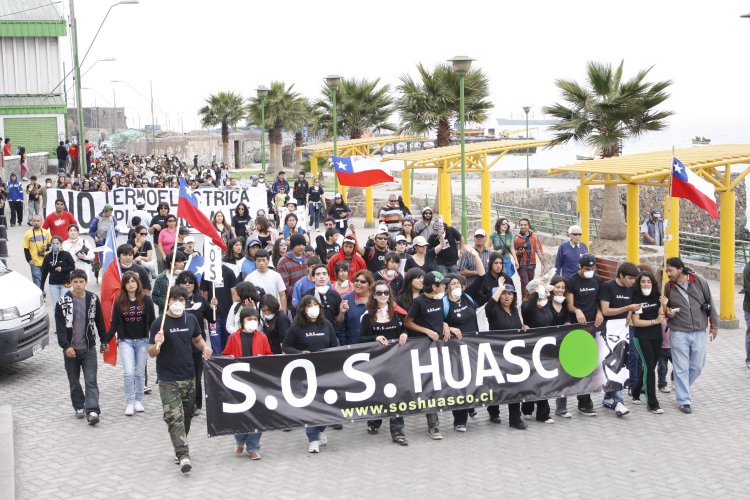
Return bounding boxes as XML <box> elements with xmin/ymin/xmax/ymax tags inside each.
<box><xmin>0</xmin><ymin>37</ymin><xmax>61</xmax><ymax>94</ymax></box>
<box><xmin>4</xmin><ymin>116</ymin><xmax>58</xmax><ymax>155</ymax></box>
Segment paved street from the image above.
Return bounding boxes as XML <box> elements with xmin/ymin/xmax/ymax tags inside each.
<box><xmin>1</xmin><ymin>217</ymin><xmax>750</xmax><ymax>499</ymax></box>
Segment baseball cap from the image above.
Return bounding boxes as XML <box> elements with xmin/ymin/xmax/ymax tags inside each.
<box><xmin>135</xmin><ymin>198</ymin><xmax>146</xmax><ymax>208</ymax></box>
<box><xmin>103</xmin><ymin>204</ymin><xmax>114</xmax><ymax>212</ymax></box>
<box><xmin>395</xmin><ymin>235</ymin><xmax>407</xmax><ymax>243</ymax></box>
<box><xmin>377</xmin><ymin>224</ymin><xmax>389</xmax><ymax>235</ymax></box>
<box><xmin>247</xmin><ymin>238</ymin><xmax>261</xmax><ymax>247</ymax></box>
<box><xmin>179</xmin><ymin>226</ymin><xmax>190</xmax><ymax>235</ymax></box>
<box><xmin>287</xmin><ymin>200</ymin><xmax>297</xmax><ymax>208</ymax></box>
<box><xmin>579</xmin><ymin>253</ymin><xmax>596</xmax><ymax>267</ymax></box>
<box><xmin>335</xmin><ymin>192</ymin><xmax>343</xmax><ymax>199</ymax></box>
<box><xmin>423</xmin><ymin>270</ymin><xmax>447</xmax><ymax>290</ymax></box>
<box><xmin>413</xmin><ymin>236</ymin><xmax>428</xmax><ymax>247</ymax></box>
<box><xmin>184</xmin><ymin>236</ymin><xmax>196</xmax><ymax>244</ymax></box>
<box><xmin>474</xmin><ymin>228</ymin><xmax>486</xmax><ymax>237</ymax></box>
<box><xmin>343</xmin><ymin>236</ymin><xmax>356</xmax><ymax>246</ymax></box>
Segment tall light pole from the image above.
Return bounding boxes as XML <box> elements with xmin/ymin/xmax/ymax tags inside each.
<box><xmin>523</xmin><ymin>106</ymin><xmax>531</xmax><ymax>188</ymax></box>
<box><xmin>325</xmin><ymin>75</ymin><xmax>342</xmax><ymax>194</ymax></box>
<box><xmin>256</xmin><ymin>86</ymin><xmax>269</xmax><ymax>172</ymax></box>
<box><xmin>449</xmin><ymin>56</ymin><xmax>474</xmax><ymax>241</ymax></box>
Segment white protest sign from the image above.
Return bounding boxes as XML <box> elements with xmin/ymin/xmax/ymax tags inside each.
<box><xmin>203</xmin><ymin>239</ymin><xmax>224</xmax><ymax>286</ymax></box>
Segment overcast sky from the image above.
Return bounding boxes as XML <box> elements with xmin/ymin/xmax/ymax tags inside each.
<box><xmin>63</xmin><ymin>0</ymin><xmax>750</xmax><ymax>133</ymax></box>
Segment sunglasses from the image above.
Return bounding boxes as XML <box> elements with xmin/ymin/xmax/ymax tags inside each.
<box><xmin>354</xmin><ymin>279</ymin><xmax>368</xmax><ymax>284</ymax></box>
<box><xmin>571</xmin><ymin>233</ymin><xmax>582</xmax><ymax>236</ymax></box>
<box><xmin>376</xmin><ymin>236</ymin><xmax>388</xmax><ymax>241</ymax></box>
<box><xmin>374</xmin><ymin>290</ymin><xmax>390</xmax><ymax>297</ymax></box>
<box><xmin>139</xmin><ymin>232</ymin><xmax>147</xmax><ymax>236</ymax></box>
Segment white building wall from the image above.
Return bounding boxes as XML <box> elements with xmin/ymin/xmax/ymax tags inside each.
<box><xmin>0</xmin><ymin>37</ymin><xmax>61</xmax><ymax>94</ymax></box>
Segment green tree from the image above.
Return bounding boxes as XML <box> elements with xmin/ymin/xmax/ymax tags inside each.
<box><xmin>316</xmin><ymin>78</ymin><xmax>396</xmax><ymax>140</ymax></box>
<box><xmin>198</xmin><ymin>91</ymin><xmax>246</xmax><ymax>167</ymax></box>
<box><xmin>396</xmin><ymin>63</ymin><xmax>492</xmax><ymax>212</ymax></box>
<box><xmin>543</xmin><ymin>61</ymin><xmax>673</xmax><ymax>240</ymax></box>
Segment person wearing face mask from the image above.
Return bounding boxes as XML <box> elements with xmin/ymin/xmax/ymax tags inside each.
<box><xmin>225</xmin><ymin>281</ymin><xmax>261</xmax><ymax>336</ymax></box>
<box><xmin>359</xmin><ymin>281</ymin><xmax>409</xmax><ymax>444</ymax></box>
<box><xmin>374</xmin><ymin>252</ymin><xmax>404</xmax><ymax>294</ymax></box>
<box><xmin>259</xmin><ymin>294</ymin><xmax>290</xmax><ymax>354</ymax></box>
<box><xmin>485</xmin><ymin>276</ymin><xmax>529</xmax><ymax>429</ymax></box>
<box><xmin>442</xmin><ymin>274</ymin><xmax>478</xmax><ymax>432</ymax></box>
<box><xmin>404</xmin><ymin>270</ymin><xmax>450</xmax><ymax>440</ymax></box>
<box><xmin>282</xmin><ymin>295</ymin><xmax>339</xmax><ymax>453</ymax></box>
<box><xmin>520</xmin><ymin>278</ymin><xmax>555</xmax><ymax>424</ymax></box>
<box><xmin>302</xmin><ymin>264</ymin><xmax>344</xmax><ymax>326</ymax></box>
<box><xmin>40</xmin><ymin>235</ymin><xmax>76</xmax><ymax>304</ymax></box>
<box><xmin>222</xmin><ymin>308</ymin><xmax>272</xmax><ymax>460</ymax></box>
<box><xmin>630</xmin><ymin>271</ymin><xmax>668</xmax><ymax>414</ymax></box>
<box><xmin>565</xmin><ymin>253</ymin><xmax>603</xmax><ymax>416</ymax></box>
<box><xmin>547</xmin><ymin>276</ymin><xmax>573</xmax><ymax>418</ymax></box>
<box><xmin>148</xmin><ymin>287</ymin><xmax>213</xmax><ymax>474</ymax></box>
<box><xmin>292</xmin><ymin>257</ymin><xmax>323</xmax><ymax>310</ymax></box>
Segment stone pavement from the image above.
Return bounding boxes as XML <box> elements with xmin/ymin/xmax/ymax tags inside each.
<box><xmin>1</xmin><ymin>215</ymin><xmax>750</xmax><ymax>499</ymax></box>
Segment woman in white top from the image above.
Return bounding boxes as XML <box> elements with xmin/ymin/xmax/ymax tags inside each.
<box><xmin>61</xmin><ymin>224</ymin><xmax>94</xmax><ymax>278</ymax></box>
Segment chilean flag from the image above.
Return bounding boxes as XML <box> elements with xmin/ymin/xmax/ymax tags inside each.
<box><xmin>672</xmin><ymin>157</ymin><xmax>718</xmax><ymax>219</ymax></box>
<box><xmin>333</xmin><ymin>156</ymin><xmax>394</xmax><ymax>187</ymax></box>
<box><xmin>177</xmin><ymin>178</ymin><xmax>227</xmax><ymax>252</ymax></box>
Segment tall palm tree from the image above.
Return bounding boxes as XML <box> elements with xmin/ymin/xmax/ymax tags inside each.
<box><xmin>247</xmin><ymin>82</ymin><xmax>306</xmax><ymax>172</ymax></box>
<box><xmin>316</xmin><ymin>78</ymin><xmax>396</xmax><ymax>139</ymax></box>
<box><xmin>198</xmin><ymin>91</ymin><xmax>246</xmax><ymax>166</ymax></box>
<box><xmin>396</xmin><ymin>63</ymin><xmax>492</xmax><ymax>212</ymax></box>
<box><xmin>543</xmin><ymin>61</ymin><xmax>673</xmax><ymax>240</ymax></box>
<box><xmin>292</xmin><ymin>99</ymin><xmax>323</xmax><ymax>166</ymax></box>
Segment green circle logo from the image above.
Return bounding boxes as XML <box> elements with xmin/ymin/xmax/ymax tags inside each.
<box><xmin>559</xmin><ymin>329</ymin><xmax>598</xmax><ymax>378</ymax></box>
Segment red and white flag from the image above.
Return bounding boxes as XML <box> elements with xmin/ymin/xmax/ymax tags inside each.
<box><xmin>671</xmin><ymin>157</ymin><xmax>718</xmax><ymax>219</ymax></box>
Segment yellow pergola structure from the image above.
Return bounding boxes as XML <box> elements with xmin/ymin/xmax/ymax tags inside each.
<box><xmin>295</xmin><ymin>136</ymin><xmax>427</xmax><ymax>223</ymax></box>
<box><xmin>548</xmin><ymin>144</ymin><xmax>750</xmax><ymax>327</ymax></box>
<box><xmin>387</xmin><ymin>139</ymin><xmax>550</xmax><ymax>231</ymax></box>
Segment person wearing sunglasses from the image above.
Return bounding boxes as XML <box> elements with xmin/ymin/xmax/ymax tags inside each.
<box><xmin>339</xmin><ymin>270</ymin><xmax>374</xmax><ymax>345</ymax></box>
<box><xmin>128</xmin><ymin>225</ymin><xmax>157</xmax><ymax>279</ymax></box>
<box><xmin>554</xmin><ymin>225</ymin><xmax>589</xmax><ymax>278</ymax></box>
<box><xmin>359</xmin><ymin>281</ymin><xmax>409</xmax><ymax>444</ymax></box>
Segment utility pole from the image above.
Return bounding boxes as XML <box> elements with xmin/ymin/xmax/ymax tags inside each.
<box><xmin>70</xmin><ymin>0</ymin><xmax>87</xmax><ymax>174</ymax></box>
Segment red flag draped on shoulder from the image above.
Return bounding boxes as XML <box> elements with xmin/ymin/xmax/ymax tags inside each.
<box><xmin>177</xmin><ymin>178</ymin><xmax>227</xmax><ymax>252</ymax></box>
<box><xmin>100</xmin><ymin>261</ymin><xmax>120</xmax><ymax>365</ymax></box>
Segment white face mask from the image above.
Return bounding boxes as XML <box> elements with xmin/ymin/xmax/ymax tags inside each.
<box><xmin>169</xmin><ymin>303</ymin><xmax>185</xmax><ymax>315</ymax></box>
<box><xmin>315</xmin><ymin>285</ymin><xmax>329</xmax><ymax>295</ymax></box>
<box><xmin>386</xmin><ymin>269</ymin><xmax>396</xmax><ymax>278</ymax></box>
<box><xmin>338</xmin><ymin>279</ymin><xmax>349</xmax><ymax>287</ymax></box>
<box><xmin>553</xmin><ymin>295</ymin><xmax>565</xmax><ymax>304</ymax></box>
<box><xmin>433</xmin><ymin>292</ymin><xmax>445</xmax><ymax>300</ymax></box>
<box><xmin>244</xmin><ymin>320</ymin><xmax>259</xmax><ymax>332</ymax></box>
<box><xmin>450</xmin><ymin>288</ymin><xmax>462</xmax><ymax>300</ymax></box>
<box><xmin>641</xmin><ymin>288</ymin><xmax>652</xmax><ymax>296</ymax></box>
<box><xmin>538</xmin><ymin>299</ymin><xmax>548</xmax><ymax>307</ymax></box>
<box><xmin>307</xmin><ymin>306</ymin><xmax>320</xmax><ymax>319</ymax></box>
<box><xmin>262</xmin><ymin>313</ymin><xmax>275</xmax><ymax>321</ymax></box>
<box><xmin>583</xmin><ymin>270</ymin><xmax>595</xmax><ymax>279</ymax></box>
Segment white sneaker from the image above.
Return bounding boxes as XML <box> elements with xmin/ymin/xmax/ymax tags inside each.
<box><xmin>615</xmin><ymin>402</ymin><xmax>630</xmax><ymax>417</ymax></box>
<box><xmin>544</xmin><ymin>418</ymin><xmax>555</xmax><ymax>424</ymax></box>
<box><xmin>125</xmin><ymin>404</ymin><xmax>134</xmax><ymax>416</ymax></box>
<box><xmin>523</xmin><ymin>414</ymin><xmax>533</xmax><ymax>420</ymax></box>
<box><xmin>308</xmin><ymin>441</ymin><xmax>321</xmax><ymax>453</ymax></box>
<box><xmin>558</xmin><ymin>412</ymin><xmax>572</xmax><ymax>418</ymax></box>
<box><xmin>179</xmin><ymin>457</ymin><xmax>192</xmax><ymax>473</ymax></box>
<box><xmin>134</xmin><ymin>402</ymin><xmax>145</xmax><ymax>412</ymax></box>
<box><xmin>319</xmin><ymin>431</ymin><xmax>328</xmax><ymax>446</ymax></box>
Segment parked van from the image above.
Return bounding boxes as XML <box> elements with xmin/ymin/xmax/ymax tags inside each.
<box><xmin>0</xmin><ymin>260</ymin><xmax>49</xmax><ymax>365</ymax></box>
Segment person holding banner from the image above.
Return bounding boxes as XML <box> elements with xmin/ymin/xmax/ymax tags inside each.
<box><xmin>520</xmin><ymin>278</ymin><xmax>555</xmax><ymax>424</ymax></box>
<box><xmin>281</xmin><ymin>295</ymin><xmax>339</xmax><ymax>453</ymax></box>
<box><xmin>225</xmin><ymin>282</ymin><xmax>262</xmax><ymax>335</ymax></box>
<box><xmin>222</xmin><ymin>308</ymin><xmax>273</xmax><ymax>460</ymax></box>
<box><xmin>148</xmin><ymin>287</ymin><xmax>213</xmax><ymax>474</ymax></box>
<box><xmin>259</xmin><ymin>294</ymin><xmax>290</xmax><ymax>354</ymax></box>
<box><xmin>485</xmin><ymin>277</ymin><xmax>529</xmax><ymax>429</ymax></box>
<box><xmin>547</xmin><ymin>276</ymin><xmax>573</xmax><ymax>419</ymax></box>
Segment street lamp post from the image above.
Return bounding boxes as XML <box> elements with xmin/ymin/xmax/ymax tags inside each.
<box><xmin>325</xmin><ymin>75</ymin><xmax>342</xmax><ymax>194</ymax></box>
<box><xmin>256</xmin><ymin>86</ymin><xmax>269</xmax><ymax>172</ymax></box>
<box><xmin>523</xmin><ymin>106</ymin><xmax>531</xmax><ymax>188</ymax></box>
<box><xmin>449</xmin><ymin>56</ymin><xmax>474</xmax><ymax>241</ymax></box>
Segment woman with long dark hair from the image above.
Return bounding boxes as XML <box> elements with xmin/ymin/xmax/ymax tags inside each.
<box><xmin>212</xmin><ymin>210</ymin><xmax>235</xmax><ymax>249</ymax></box>
<box><xmin>104</xmin><ymin>271</ymin><xmax>155</xmax><ymax>415</ymax></box>
<box><xmin>359</xmin><ymin>281</ymin><xmax>409</xmax><ymax>444</ymax></box>
<box><xmin>157</xmin><ymin>214</ymin><xmax>179</xmax><ymax>264</ymax></box>
<box><xmin>282</xmin><ymin>295</ymin><xmax>339</xmax><ymax>453</ymax></box>
<box><xmin>259</xmin><ymin>294</ymin><xmax>291</xmax><ymax>354</ymax></box>
<box><xmin>489</xmin><ymin>217</ymin><xmax>518</xmax><ymax>277</ymax></box>
<box><xmin>40</xmin><ymin>235</ymin><xmax>76</xmax><ymax>304</ymax></box>
<box><xmin>271</xmin><ymin>238</ymin><xmax>288</xmax><ymax>268</ymax></box>
<box><xmin>231</xmin><ymin>203</ymin><xmax>251</xmax><ymax>241</ymax></box>
<box><xmin>395</xmin><ymin>268</ymin><xmax>425</xmax><ymax>311</ymax></box>
<box><xmin>250</xmin><ymin>215</ymin><xmax>279</xmax><ymax>250</ymax></box>
<box><xmin>222</xmin><ymin>237</ymin><xmax>245</xmax><ymax>278</ymax></box>
<box><xmin>547</xmin><ymin>275</ymin><xmax>572</xmax><ymax>418</ymax></box>
<box><xmin>520</xmin><ymin>279</ymin><xmax>555</xmax><ymax>424</ymax></box>
<box><xmin>465</xmin><ymin>252</ymin><xmax>513</xmax><ymax>307</ymax></box>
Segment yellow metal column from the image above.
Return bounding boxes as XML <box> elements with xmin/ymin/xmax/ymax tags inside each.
<box><xmin>576</xmin><ymin>184</ymin><xmax>590</xmax><ymax>247</ymax></box>
<box><xmin>311</xmin><ymin>152</ymin><xmax>318</xmax><ymax>177</ymax></box>
<box><xmin>341</xmin><ymin>186</ymin><xmax>348</xmax><ymax>203</ymax></box>
<box><xmin>626</xmin><ymin>184</ymin><xmax>640</xmax><ymax>263</ymax></box>
<box><xmin>481</xmin><ymin>168</ymin><xmax>491</xmax><ymax>233</ymax></box>
<box><xmin>664</xmin><ymin>195</ymin><xmax>680</xmax><ymax>258</ymax></box>
<box><xmin>719</xmin><ymin>190</ymin><xmax>737</xmax><ymax>326</ymax></box>
<box><xmin>402</xmin><ymin>168</ymin><xmax>411</xmax><ymax>209</ymax></box>
<box><xmin>439</xmin><ymin>167</ymin><xmax>452</xmax><ymax>226</ymax></box>
<box><xmin>365</xmin><ymin>186</ymin><xmax>374</xmax><ymax>225</ymax></box>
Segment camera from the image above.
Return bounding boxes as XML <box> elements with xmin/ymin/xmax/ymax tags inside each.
<box><xmin>700</xmin><ymin>303</ymin><xmax>711</xmax><ymax>314</ymax></box>
<box><xmin>37</xmin><ymin>251</ymin><xmax>46</xmax><ymax>257</ymax></box>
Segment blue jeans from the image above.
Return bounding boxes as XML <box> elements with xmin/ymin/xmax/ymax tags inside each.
<box><xmin>627</xmin><ymin>327</ymin><xmax>642</xmax><ymax>389</ymax></box>
<box><xmin>306</xmin><ymin>425</ymin><xmax>326</xmax><ymax>442</ymax></box>
<box><xmin>745</xmin><ymin>311</ymin><xmax>750</xmax><ymax>363</ymax></box>
<box><xmin>669</xmin><ymin>329</ymin><xmax>707</xmax><ymax>406</ymax></box>
<box><xmin>119</xmin><ymin>338</ymin><xmax>149</xmax><ymax>405</ymax></box>
<box><xmin>234</xmin><ymin>432</ymin><xmax>263</xmax><ymax>452</ymax></box>
<box><xmin>48</xmin><ymin>284</ymin><xmax>67</xmax><ymax>305</ymax></box>
<box><xmin>603</xmin><ymin>390</ymin><xmax>624</xmax><ymax>405</ymax></box>
<box><xmin>209</xmin><ymin>316</ymin><xmax>229</xmax><ymax>353</ymax></box>
<box><xmin>29</xmin><ymin>265</ymin><xmax>42</xmax><ymax>289</ymax></box>
<box><xmin>436</xmin><ymin>264</ymin><xmax>459</xmax><ymax>276</ymax></box>
<box><xmin>309</xmin><ymin>202</ymin><xmax>322</xmax><ymax>229</ymax></box>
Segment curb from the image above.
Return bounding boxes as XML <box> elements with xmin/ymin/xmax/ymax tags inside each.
<box><xmin>0</xmin><ymin>406</ymin><xmax>15</xmax><ymax>500</ymax></box>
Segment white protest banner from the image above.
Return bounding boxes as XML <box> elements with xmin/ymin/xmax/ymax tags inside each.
<box><xmin>47</xmin><ymin>186</ymin><xmax>267</xmax><ymax>233</ymax></box>
<box><xmin>203</xmin><ymin>239</ymin><xmax>224</xmax><ymax>286</ymax></box>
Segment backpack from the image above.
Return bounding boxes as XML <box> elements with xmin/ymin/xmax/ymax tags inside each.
<box><xmin>443</xmin><ymin>294</ymin><xmax>475</xmax><ymax>319</ymax></box>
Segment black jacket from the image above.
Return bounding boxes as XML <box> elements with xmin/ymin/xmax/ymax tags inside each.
<box><xmin>40</xmin><ymin>250</ymin><xmax>75</xmax><ymax>287</ymax></box>
<box><xmin>466</xmin><ymin>271</ymin><xmax>512</xmax><ymax>308</ymax></box>
<box><xmin>55</xmin><ymin>291</ymin><xmax>106</xmax><ymax>350</ymax></box>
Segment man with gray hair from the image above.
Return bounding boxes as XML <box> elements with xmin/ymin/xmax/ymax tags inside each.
<box><xmin>554</xmin><ymin>225</ymin><xmax>588</xmax><ymax>277</ymax></box>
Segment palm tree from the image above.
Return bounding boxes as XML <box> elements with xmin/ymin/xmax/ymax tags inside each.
<box><xmin>293</xmin><ymin>99</ymin><xmax>322</xmax><ymax>166</ymax></box>
<box><xmin>316</xmin><ymin>78</ymin><xmax>396</xmax><ymax>139</ymax></box>
<box><xmin>396</xmin><ymin>63</ymin><xmax>492</xmax><ymax>212</ymax></box>
<box><xmin>543</xmin><ymin>61</ymin><xmax>673</xmax><ymax>241</ymax></box>
<box><xmin>247</xmin><ymin>82</ymin><xmax>306</xmax><ymax>172</ymax></box>
<box><xmin>198</xmin><ymin>91</ymin><xmax>246</xmax><ymax>166</ymax></box>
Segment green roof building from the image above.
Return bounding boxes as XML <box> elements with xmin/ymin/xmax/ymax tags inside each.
<box><xmin>0</xmin><ymin>0</ymin><xmax>67</xmax><ymax>157</ymax></box>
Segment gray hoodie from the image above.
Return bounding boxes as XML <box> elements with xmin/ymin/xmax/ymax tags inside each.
<box><xmin>663</xmin><ymin>272</ymin><xmax>717</xmax><ymax>332</ymax></box>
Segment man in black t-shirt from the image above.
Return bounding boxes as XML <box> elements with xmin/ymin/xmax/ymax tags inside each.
<box><xmin>565</xmin><ymin>253</ymin><xmax>603</xmax><ymax>416</ymax></box>
<box><xmin>404</xmin><ymin>271</ymin><xmax>448</xmax><ymax>441</ymax></box>
<box><xmin>428</xmin><ymin>222</ymin><xmax>463</xmax><ymax>275</ymax></box>
<box><xmin>599</xmin><ymin>261</ymin><xmax>640</xmax><ymax>417</ymax></box>
<box><xmin>149</xmin><ymin>287</ymin><xmax>212</xmax><ymax>474</ymax></box>
<box><xmin>362</xmin><ymin>225</ymin><xmax>390</xmax><ymax>273</ymax></box>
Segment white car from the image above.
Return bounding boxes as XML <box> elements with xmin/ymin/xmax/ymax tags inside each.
<box><xmin>0</xmin><ymin>260</ymin><xmax>49</xmax><ymax>365</ymax></box>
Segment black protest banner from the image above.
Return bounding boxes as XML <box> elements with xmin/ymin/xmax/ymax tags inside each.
<box><xmin>204</xmin><ymin>324</ymin><xmax>607</xmax><ymax>436</ymax></box>
<box><xmin>47</xmin><ymin>187</ymin><xmax>266</xmax><ymax>231</ymax></box>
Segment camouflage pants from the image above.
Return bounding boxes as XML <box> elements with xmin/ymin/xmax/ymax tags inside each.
<box><xmin>159</xmin><ymin>380</ymin><xmax>196</xmax><ymax>460</ymax></box>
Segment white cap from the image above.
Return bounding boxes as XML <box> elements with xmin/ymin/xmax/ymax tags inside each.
<box><xmin>184</xmin><ymin>236</ymin><xmax>196</xmax><ymax>244</ymax></box>
<box><xmin>377</xmin><ymin>224</ymin><xmax>389</xmax><ymax>234</ymax></box>
<box><xmin>474</xmin><ymin>228</ymin><xmax>486</xmax><ymax>237</ymax></box>
<box><xmin>413</xmin><ymin>236</ymin><xmax>428</xmax><ymax>247</ymax></box>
